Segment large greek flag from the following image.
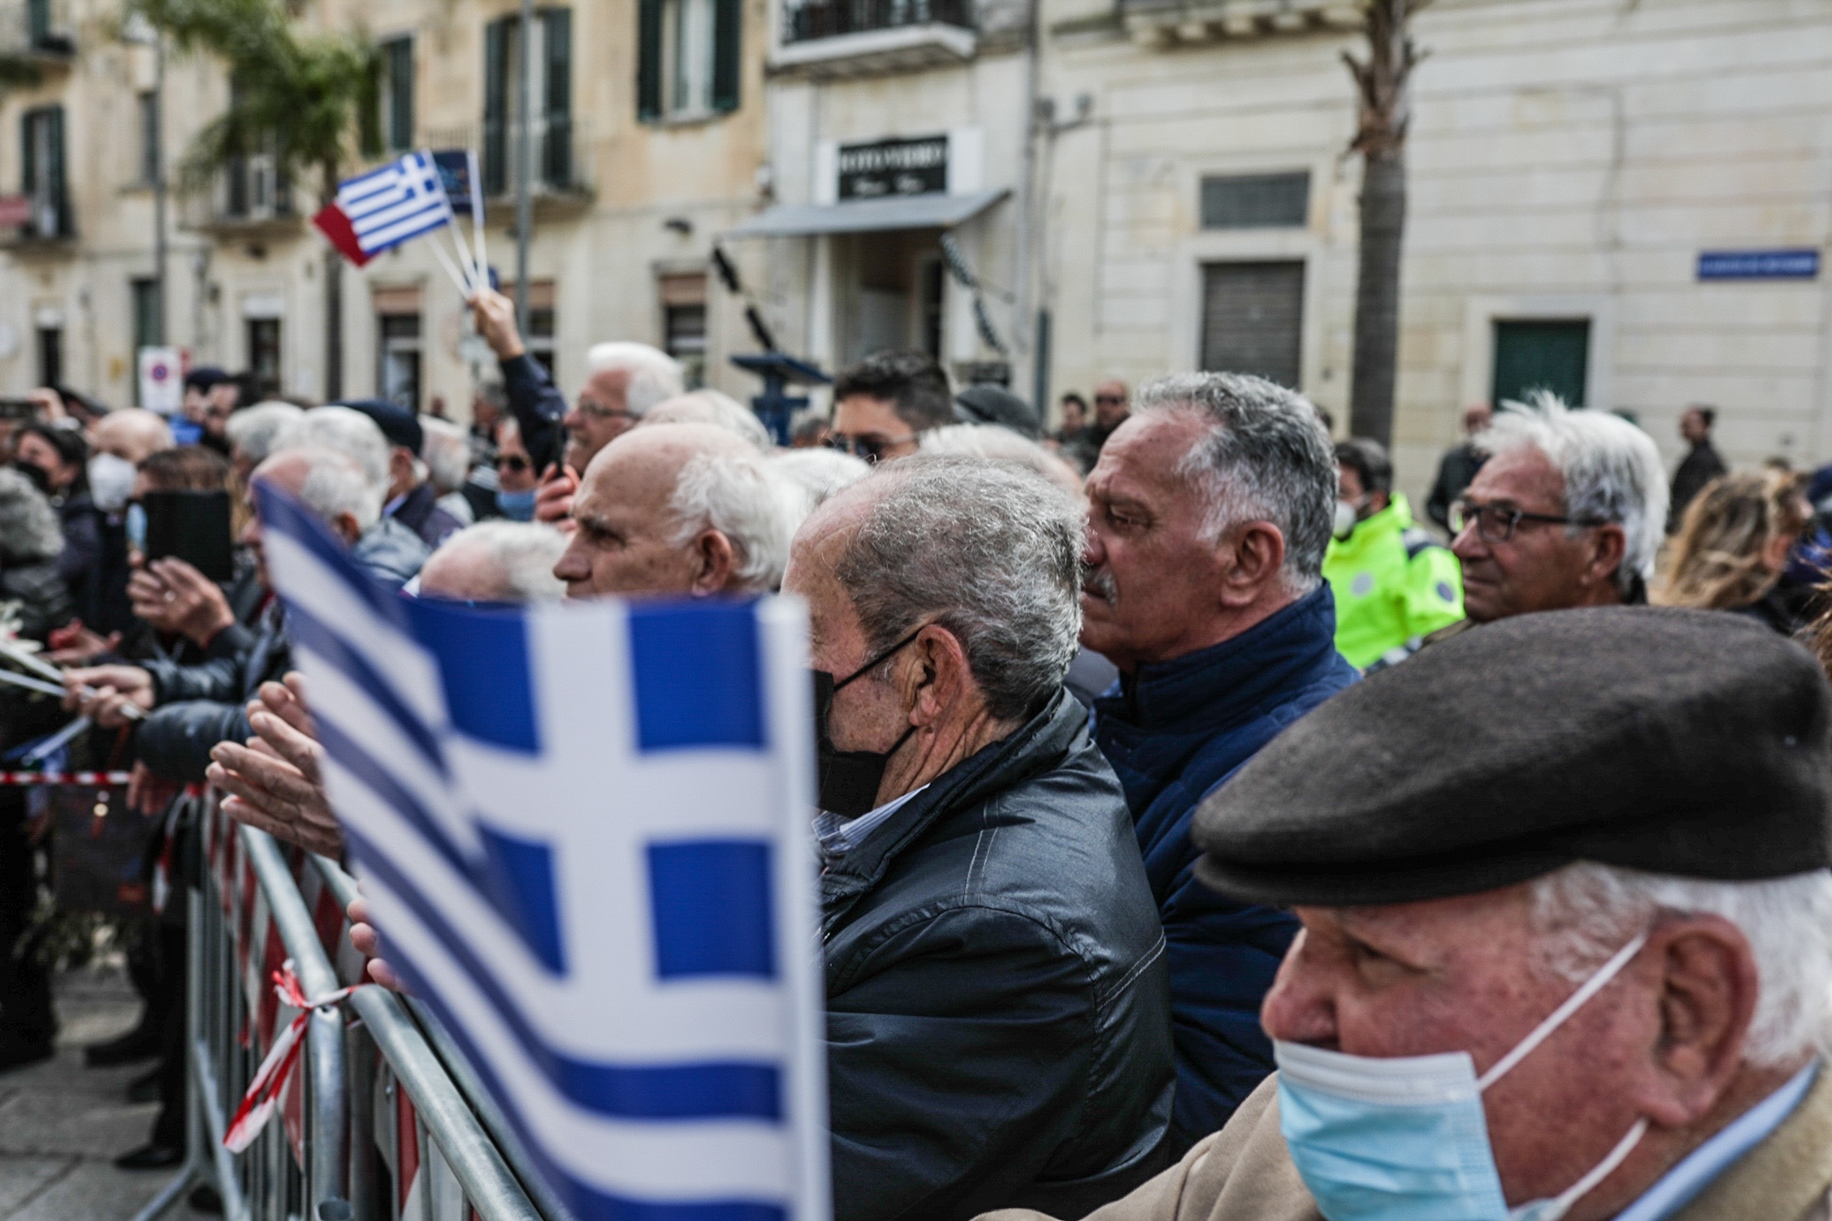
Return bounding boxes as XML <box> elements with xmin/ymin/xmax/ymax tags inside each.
<box><xmin>257</xmin><ymin>487</ymin><xmax>830</xmax><ymax>1221</ymax></box>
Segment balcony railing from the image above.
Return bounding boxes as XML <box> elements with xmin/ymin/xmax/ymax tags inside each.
<box><xmin>784</xmin><ymin>0</ymin><xmax>972</xmax><ymax>44</ymax></box>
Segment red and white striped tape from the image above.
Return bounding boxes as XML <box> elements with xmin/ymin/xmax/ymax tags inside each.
<box><xmin>0</xmin><ymin>770</ymin><xmax>132</xmax><ymax>786</ymax></box>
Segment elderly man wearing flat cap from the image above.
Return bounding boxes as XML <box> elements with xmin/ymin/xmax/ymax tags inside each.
<box><xmin>984</xmin><ymin>607</ymin><xmax>1832</xmax><ymax>1221</ymax></box>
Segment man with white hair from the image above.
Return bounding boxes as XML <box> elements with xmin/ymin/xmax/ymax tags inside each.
<box><xmin>468</xmin><ymin>288</ymin><xmax>683</xmax><ymax>522</ymax></box>
<box><xmin>986</xmin><ymin>608</ymin><xmax>1832</xmax><ymax>1221</ymax></box>
<box><xmin>553</xmin><ymin>422</ymin><xmax>786</xmax><ymax>598</ymax></box>
<box><xmin>642</xmin><ymin>388</ymin><xmax>774</xmax><ymax>451</ymax></box>
<box><xmin>1449</xmin><ymin>393</ymin><xmax>1667</xmax><ymax>625</ymax></box>
<box><xmin>1080</xmin><ymin>373</ymin><xmax>1357</xmax><ymax>1151</ymax></box>
<box><xmin>274</xmin><ymin>406</ymin><xmax>429</xmax><ymax>584</ymax></box>
<box><xmin>223</xmin><ymin>400</ymin><xmax>303</xmax><ymax>485</ymax></box>
<box><xmin>787</xmin><ymin>456</ymin><xmax>1171</xmax><ymax>1220</ymax></box>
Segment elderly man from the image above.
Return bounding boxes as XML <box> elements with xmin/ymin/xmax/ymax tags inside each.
<box><xmin>468</xmin><ymin>288</ymin><xmax>683</xmax><ymax>522</ymax></box>
<box><xmin>1450</xmin><ymin>394</ymin><xmax>1667</xmax><ymax>626</ymax></box>
<box><xmin>986</xmin><ymin>608</ymin><xmax>1832</xmax><ymax>1221</ymax></box>
<box><xmin>788</xmin><ymin>456</ymin><xmax>1171</xmax><ymax>1221</ymax></box>
<box><xmin>1081</xmin><ymin>373</ymin><xmax>1356</xmax><ymax>1151</ymax></box>
<box><xmin>553</xmin><ymin>422</ymin><xmax>786</xmax><ymax>597</ymax></box>
<box><xmin>338</xmin><ymin>398</ymin><xmax>464</xmax><ymax>548</ymax></box>
<box><xmin>828</xmin><ymin>349</ymin><xmax>953</xmax><ymax>464</ymax></box>
<box><xmin>224</xmin><ymin>401</ymin><xmax>303</xmax><ymax>485</ymax></box>
<box><xmin>275</xmin><ymin>407</ymin><xmax>429</xmax><ymax>586</ymax></box>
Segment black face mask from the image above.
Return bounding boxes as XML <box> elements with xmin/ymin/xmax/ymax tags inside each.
<box><xmin>812</xmin><ymin>629</ymin><xmax>923</xmax><ymax>817</ymax></box>
<box><xmin>12</xmin><ymin>461</ymin><xmax>51</xmax><ymax>497</ymax></box>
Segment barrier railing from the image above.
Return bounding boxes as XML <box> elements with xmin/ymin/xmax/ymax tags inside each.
<box><xmin>132</xmin><ymin>794</ymin><xmax>551</xmax><ymax>1221</ymax></box>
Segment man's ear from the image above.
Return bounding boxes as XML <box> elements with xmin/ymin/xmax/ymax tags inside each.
<box><xmin>1219</xmin><ymin>521</ymin><xmax>1287</xmax><ymax>607</ymax></box>
<box><xmin>333</xmin><ymin>513</ymin><xmax>364</xmax><ymax>545</ymax></box>
<box><xmin>391</xmin><ymin>448</ymin><xmax>415</xmax><ymax>489</ymax></box>
<box><xmin>1584</xmin><ymin>524</ymin><xmax>1629</xmax><ymax>589</ymax></box>
<box><xmin>690</xmin><ymin>529</ymin><xmax>737</xmax><ymax>596</ymax></box>
<box><xmin>904</xmin><ymin>625</ymin><xmax>970</xmax><ymax>729</ymax></box>
<box><xmin>1636</xmin><ymin>915</ymin><xmax>1762</xmax><ymax>1128</ymax></box>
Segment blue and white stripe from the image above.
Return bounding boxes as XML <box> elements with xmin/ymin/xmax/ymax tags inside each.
<box><xmin>337</xmin><ymin>151</ymin><xmax>455</xmax><ymax>256</ymax></box>
<box><xmin>257</xmin><ymin>487</ymin><xmax>830</xmax><ymax>1221</ymax></box>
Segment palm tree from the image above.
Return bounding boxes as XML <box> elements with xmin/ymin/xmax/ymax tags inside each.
<box><xmin>131</xmin><ymin>0</ymin><xmax>373</xmax><ymax>398</ymax></box>
<box><xmin>1343</xmin><ymin>0</ymin><xmax>1426</xmax><ymax>448</ymax></box>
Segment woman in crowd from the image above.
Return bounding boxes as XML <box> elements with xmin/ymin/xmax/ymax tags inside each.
<box><xmin>1656</xmin><ymin>467</ymin><xmax>1814</xmax><ymax>633</ymax></box>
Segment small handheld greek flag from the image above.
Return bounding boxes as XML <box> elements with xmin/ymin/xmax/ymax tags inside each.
<box><xmin>257</xmin><ymin>486</ymin><xmax>830</xmax><ymax>1221</ymax></box>
<box><xmin>312</xmin><ymin>150</ymin><xmax>455</xmax><ymax>268</ymax></box>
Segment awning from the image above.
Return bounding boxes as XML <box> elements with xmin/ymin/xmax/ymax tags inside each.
<box><xmin>722</xmin><ymin>189</ymin><xmax>1007</xmax><ymax>238</ymax></box>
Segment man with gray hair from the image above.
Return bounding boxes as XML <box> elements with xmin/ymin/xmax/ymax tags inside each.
<box><xmin>1449</xmin><ymin>392</ymin><xmax>1668</xmax><ymax>626</ymax></box>
<box><xmin>274</xmin><ymin>407</ymin><xmax>429</xmax><ymax>585</ymax></box>
<box><xmin>224</xmin><ymin>400</ymin><xmax>303</xmax><ymax>484</ymax></box>
<box><xmin>1081</xmin><ymin>372</ymin><xmax>1356</xmax><ymax>1151</ymax></box>
<box><xmin>986</xmin><ymin>609</ymin><xmax>1832</xmax><ymax>1221</ymax></box>
<box><xmin>787</xmin><ymin>456</ymin><xmax>1171</xmax><ymax>1220</ymax></box>
<box><xmin>553</xmin><ymin>422</ymin><xmax>786</xmax><ymax>597</ymax></box>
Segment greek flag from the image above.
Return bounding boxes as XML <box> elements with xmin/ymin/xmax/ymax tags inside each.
<box><xmin>256</xmin><ymin>487</ymin><xmax>830</xmax><ymax>1221</ymax></box>
<box><xmin>333</xmin><ymin>150</ymin><xmax>454</xmax><ymax>257</ymax></box>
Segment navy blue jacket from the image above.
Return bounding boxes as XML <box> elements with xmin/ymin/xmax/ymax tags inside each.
<box><xmin>1092</xmin><ymin>585</ymin><xmax>1356</xmax><ymax>1152</ymax></box>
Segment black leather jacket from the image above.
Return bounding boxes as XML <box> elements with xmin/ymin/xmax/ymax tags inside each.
<box><xmin>822</xmin><ymin>689</ymin><xmax>1173</xmax><ymax>1221</ymax></box>
<box><xmin>135</xmin><ymin>602</ymin><xmax>289</xmax><ymax>783</ymax></box>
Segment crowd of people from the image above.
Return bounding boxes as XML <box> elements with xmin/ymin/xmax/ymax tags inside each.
<box><xmin>4</xmin><ymin>288</ymin><xmax>1832</xmax><ymax>1221</ymax></box>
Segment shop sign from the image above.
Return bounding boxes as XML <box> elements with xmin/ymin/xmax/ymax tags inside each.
<box><xmin>837</xmin><ymin>135</ymin><xmax>949</xmax><ymax>200</ymax></box>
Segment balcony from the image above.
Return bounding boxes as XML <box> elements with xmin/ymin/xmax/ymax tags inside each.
<box><xmin>773</xmin><ymin>0</ymin><xmax>977</xmax><ymax>78</ymax></box>
<box><xmin>0</xmin><ymin>0</ymin><xmax>75</xmax><ymax>67</ymax></box>
<box><xmin>0</xmin><ymin>190</ymin><xmax>73</xmax><ymax>250</ymax></box>
<box><xmin>1117</xmin><ymin>0</ymin><xmax>1361</xmax><ymax>48</ymax></box>
<box><xmin>179</xmin><ymin>155</ymin><xmax>305</xmax><ymax>239</ymax></box>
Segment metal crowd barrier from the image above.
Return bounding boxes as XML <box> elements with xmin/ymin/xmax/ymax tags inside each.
<box><xmin>131</xmin><ymin>794</ymin><xmax>558</xmax><ymax>1221</ymax></box>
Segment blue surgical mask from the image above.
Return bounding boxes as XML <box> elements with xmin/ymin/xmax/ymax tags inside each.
<box><xmin>1276</xmin><ymin>930</ymin><xmax>1651</xmax><ymax>1221</ymax></box>
<box><xmin>496</xmin><ymin>488</ymin><xmax>537</xmax><ymax>522</ymax></box>
<box><xmin>126</xmin><ymin>502</ymin><xmax>147</xmax><ymax>553</ymax></box>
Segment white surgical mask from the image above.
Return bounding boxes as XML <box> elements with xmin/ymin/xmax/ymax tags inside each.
<box><xmin>1276</xmin><ymin>930</ymin><xmax>1651</xmax><ymax>1221</ymax></box>
<box><xmin>1333</xmin><ymin>499</ymin><xmax>1360</xmax><ymax>540</ymax></box>
<box><xmin>87</xmin><ymin>453</ymin><xmax>137</xmax><ymax>513</ymax></box>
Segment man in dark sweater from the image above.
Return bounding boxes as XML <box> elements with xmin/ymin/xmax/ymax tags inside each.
<box><xmin>1080</xmin><ymin>372</ymin><xmax>1356</xmax><ymax>1154</ymax></box>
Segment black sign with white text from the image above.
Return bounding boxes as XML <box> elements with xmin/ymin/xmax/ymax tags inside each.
<box><xmin>837</xmin><ymin>135</ymin><xmax>948</xmax><ymax>200</ymax></box>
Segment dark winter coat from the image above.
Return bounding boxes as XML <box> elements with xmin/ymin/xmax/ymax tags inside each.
<box><xmin>822</xmin><ymin>689</ymin><xmax>1174</xmax><ymax>1221</ymax></box>
<box><xmin>1092</xmin><ymin>586</ymin><xmax>1356</xmax><ymax>1152</ymax></box>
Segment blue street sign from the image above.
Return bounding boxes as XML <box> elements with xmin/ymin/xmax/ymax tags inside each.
<box><xmin>1697</xmin><ymin>249</ymin><xmax>1820</xmax><ymax>281</ymax></box>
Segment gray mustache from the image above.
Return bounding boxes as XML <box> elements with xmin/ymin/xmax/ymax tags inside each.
<box><xmin>1082</xmin><ymin>565</ymin><xmax>1117</xmax><ymax>603</ymax></box>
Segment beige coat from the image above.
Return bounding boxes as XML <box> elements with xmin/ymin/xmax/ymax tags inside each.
<box><xmin>982</xmin><ymin>1066</ymin><xmax>1832</xmax><ymax>1221</ymax></box>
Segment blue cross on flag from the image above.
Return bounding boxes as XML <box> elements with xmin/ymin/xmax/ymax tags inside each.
<box><xmin>256</xmin><ymin>487</ymin><xmax>830</xmax><ymax>1221</ymax></box>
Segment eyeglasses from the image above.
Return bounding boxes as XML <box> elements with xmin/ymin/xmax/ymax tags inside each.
<box><xmin>1449</xmin><ymin>498</ymin><xmax>1608</xmax><ymax>544</ymax></box>
<box><xmin>573</xmin><ymin>400</ymin><xmax>636</xmax><ymax>423</ymax></box>
<box><xmin>824</xmin><ymin>432</ymin><xmax>920</xmax><ymax>465</ymax></box>
<box><xmin>497</xmin><ymin>454</ymin><xmax>529</xmax><ymax>473</ymax></box>
<box><xmin>1094</xmin><ymin>395</ymin><xmax>1126</xmax><ymax>406</ymax></box>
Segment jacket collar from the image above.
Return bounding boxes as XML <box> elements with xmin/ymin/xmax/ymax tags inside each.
<box><xmin>1102</xmin><ymin>584</ymin><xmax>1340</xmax><ymax>733</ymax></box>
<box><xmin>820</xmin><ymin>688</ymin><xmax>1085</xmax><ymax>920</ymax></box>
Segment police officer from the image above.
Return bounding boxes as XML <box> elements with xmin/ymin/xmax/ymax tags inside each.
<box><xmin>1322</xmin><ymin>438</ymin><xmax>1462</xmax><ymax>669</ymax></box>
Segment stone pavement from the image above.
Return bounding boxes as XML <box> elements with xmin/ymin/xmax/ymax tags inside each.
<box><xmin>0</xmin><ymin>963</ymin><xmax>213</xmax><ymax>1221</ymax></box>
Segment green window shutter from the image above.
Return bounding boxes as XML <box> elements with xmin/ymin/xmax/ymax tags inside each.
<box><xmin>21</xmin><ymin>110</ymin><xmax>35</xmax><ymax>198</ymax></box>
<box><xmin>46</xmin><ymin>106</ymin><xmax>66</xmax><ymax>236</ymax></box>
<box><xmin>389</xmin><ymin>37</ymin><xmax>415</xmax><ymax>152</ymax></box>
<box><xmin>359</xmin><ymin>50</ymin><xmax>383</xmax><ymax>158</ymax></box>
<box><xmin>482</xmin><ymin>18</ymin><xmax>507</xmax><ymax>194</ymax></box>
<box><xmin>543</xmin><ymin>9</ymin><xmax>571</xmax><ymax>187</ymax></box>
<box><xmin>636</xmin><ymin>0</ymin><xmax>662</xmax><ymax>122</ymax></box>
<box><xmin>711</xmin><ymin>0</ymin><xmax>740</xmax><ymax>114</ymax></box>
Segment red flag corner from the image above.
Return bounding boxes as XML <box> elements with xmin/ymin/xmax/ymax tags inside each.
<box><xmin>312</xmin><ymin>202</ymin><xmax>371</xmax><ymax>268</ymax></box>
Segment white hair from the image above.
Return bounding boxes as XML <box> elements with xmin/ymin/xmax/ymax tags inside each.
<box><xmin>292</xmin><ymin>446</ymin><xmax>382</xmax><ymax>531</ymax></box>
<box><xmin>275</xmin><ymin>407</ymin><xmax>392</xmax><ymax>500</ymax></box>
<box><xmin>643</xmin><ymin>390</ymin><xmax>773</xmax><ymax>452</ymax></box>
<box><xmin>921</xmin><ymin>423</ymin><xmax>1085</xmax><ymax>496</ymax></box>
<box><xmin>419</xmin><ymin>416</ymin><xmax>472</xmax><ymax>494</ymax></box>
<box><xmin>667</xmin><ymin>449</ymin><xmax>790</xmax><ymax>593</ymax></box>
<box><xmin>428</xmin><ymin>521</ymin><xmax>566</xmax><ymax>602</ymax></box>
<box><xmin>768</xmin><ymin>448</ymin><xmax>870</xmax><ymax>542</ymax></box>
<box><xmin>1478</xmin><ymin>393</ymin><xmax>1669</xmax><ymax>597</ymax></box>
<box><xmin>1529</xmin><ymin>861</ymin><xmax>1832</xmax><ymax>1068</ymax></box>
<box><xmin>225</xmin><ymin>401</ymin><xmax>304</xmax><ymax>465</ymax></box>
<box><xmin>585</xmin><ymin>343</ymin><xmax>684</xmax><ymax>418</ymax></box>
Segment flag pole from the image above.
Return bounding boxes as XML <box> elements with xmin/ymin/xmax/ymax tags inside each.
<box><xmin>428</xmin><ymin>236</ymin><xmax>477</xmax><ymax>299</ymax></box>
<box><xmin>467</xmin><ymin>148</ymin><xmax>489</xmax><ymax>288</ymax></box>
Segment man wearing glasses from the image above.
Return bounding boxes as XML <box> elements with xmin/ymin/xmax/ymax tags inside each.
<box><xmin>1065</xmin><ymin>378</ymin><xmax>1132</xmax><ymax>471</ymax></box>
<box><xmin>825</xmin><ymin>350</ymin><xmax>954</xmax><ymax>464</ymax></box>
<box><xmin>1447</xmin><ymin>394</ymin><xmax>1667</xmax><ymax>627</ymax></box>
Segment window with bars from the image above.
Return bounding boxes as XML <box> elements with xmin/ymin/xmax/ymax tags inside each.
<box><xmin>21</xmin><ymin>105</ymin><xmax>69</xmax><ymax>239</ymax></box>
<box><xmin>1199</xmin><ymin>261</ymin><xmax>1305</xmax><ymax>390</ymax></box>
<box><xmin>378</xmin><ymin>37</ymin><xmax>415</xmax><ymax>153</ymax></box>
<box><xmin>1200</xmin><ymin>171</ymin><xmax>1310</xmax><ymax>230</ymax></box>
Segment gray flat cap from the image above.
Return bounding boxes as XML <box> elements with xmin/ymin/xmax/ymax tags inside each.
<box><xmin>1193</xmin><ymin>607</ymin><xmax>1832</xmax><ymax>907</ymax></box>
